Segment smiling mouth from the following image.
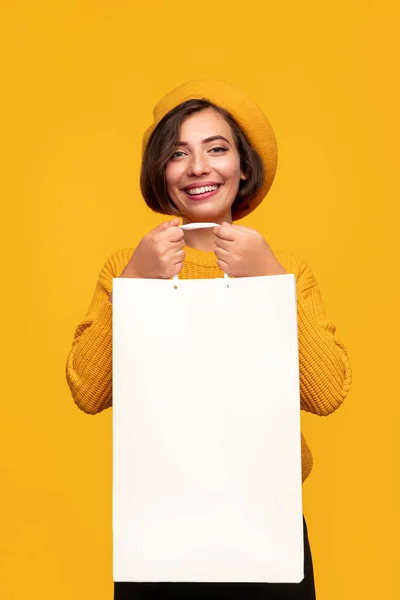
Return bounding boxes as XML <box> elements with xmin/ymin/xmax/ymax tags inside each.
<box><xmin>184</xmin><ymin>184</ymin><xmax>222</xmax><ymax>199</ymax></box>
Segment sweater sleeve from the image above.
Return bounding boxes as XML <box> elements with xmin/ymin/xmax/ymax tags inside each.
<box><xmin>65</xmin><ymin>248</ymin><xmax>133</xmax><ymax>415</ymax></box>
<box><xmin>278</xmin><ymin>253</ymin><xmax>352</xmax><ymax>416</ymax></box>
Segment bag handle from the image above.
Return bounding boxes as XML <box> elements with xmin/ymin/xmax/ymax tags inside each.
<box><xmin>173</xmin><ymin>222</ymin><xmax>229</xmax><ymax>282</ymax></box>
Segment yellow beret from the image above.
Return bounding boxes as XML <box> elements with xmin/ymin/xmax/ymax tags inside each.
<box><xmin>142</xmin><ymin>80</ymin><xmax>277</xmax><ymax>220</ymax></box>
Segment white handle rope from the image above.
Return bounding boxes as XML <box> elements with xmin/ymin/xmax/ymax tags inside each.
<box><xmin>173</xmin><ymin>222</ymin><xmax>229</xmax><ymax>282</ymax></box>
<box><xmin>180</xmin><ymin>222</ymin><xmax>219</xmax><ymax>231</ymax></box>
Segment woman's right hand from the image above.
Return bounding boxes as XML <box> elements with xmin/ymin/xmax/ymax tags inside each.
<box><xmin>120</xmin><ymin>218</ymin><xmax>185</xmax><ymax>280</ymax></box>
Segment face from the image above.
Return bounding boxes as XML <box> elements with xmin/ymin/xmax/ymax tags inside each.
<box><xmin>165</xmin><ymin>108</ymin><xmax>246</xmax><ymax>224</ymax></box>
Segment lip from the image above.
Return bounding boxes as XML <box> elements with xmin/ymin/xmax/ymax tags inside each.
<box><xmin>183</xmin><ymin>183</ymin><xmax>223</xmax><ymax>201</ymax></box>
<box><xmin>183</xmin><ymin>181</ymin><xmax>223</xmax><ymax>191</ymax></box>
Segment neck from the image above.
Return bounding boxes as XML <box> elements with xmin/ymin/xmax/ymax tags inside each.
<box><xmin>183</xmin><ymin>228</ymin><xmax>216</xmax><ymax>251</ymax></box>
<box><xmin>182</xmin><ymin>212</ymin><xmax>232</xmax><ymax>251</ymax></box>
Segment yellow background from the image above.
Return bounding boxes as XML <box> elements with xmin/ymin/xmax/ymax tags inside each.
<box><xmin>1</xmin><ymin>1</ymin><xmax>399</xmax><ymax>598</ymax></box>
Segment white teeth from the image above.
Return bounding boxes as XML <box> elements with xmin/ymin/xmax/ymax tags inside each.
<box><xmin>186</xmin><ymin>185</ymin><xmax>219</xmax><ymax>195</ymax></box>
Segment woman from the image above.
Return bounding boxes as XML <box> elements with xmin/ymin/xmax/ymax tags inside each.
<box><xmin>66</xmin><ymin>80</ymin><xmax>352</xmax><ymax>599</ymax></box>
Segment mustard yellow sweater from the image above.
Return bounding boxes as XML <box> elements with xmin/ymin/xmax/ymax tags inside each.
<box><xmin>66</xmin><ymin>246</ymin><xmax>352</xmax><ymax>483</ymax></box>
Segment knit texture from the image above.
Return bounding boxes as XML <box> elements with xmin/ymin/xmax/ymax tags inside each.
<box><xmin>66</xmin><ymin>247</ymin><xmax>352</xmax><ymax>483</ymax></box>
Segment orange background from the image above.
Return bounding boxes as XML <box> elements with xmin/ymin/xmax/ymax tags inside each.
<box><xmin>1</xmin><ymin>1</ymin><xmax>399</xmax><ymax>598</ymax></box>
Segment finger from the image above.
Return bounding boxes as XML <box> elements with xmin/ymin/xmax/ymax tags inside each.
<box><xmin>214</xmin><ymin>246</ymin><xmax>230</xmax><ymax>260</ymax></box>
<box><xmin>213</xmin><ymin>235</ymin><xmax>232</xmax><ymax>251</ymax></box>
<box><xmin>172</xmin><ymin>262</ymin><xmax>184</xmax><ymax>277</ymax></box>
<box><xmin>166</xmin><ymin>227</ymin><xmax>185</xmax><ymax>242</ymax></box>
<box><xmin>164</xmin><ymin>246</ymin><xmax>185</xmax><ymax>261</ymax></box>
<box><xmin>168</xmin><ymin>241</ymin><xmax>186</xmax><ymax>253</ymax></box>
<box><xmin>216</xmin><ymin>259</ymin><xmax>230</xmax><ymax>274</ymax></box>
<box><xmin>173</xmin><ymin>250</ymin><xmax>185</xmax><ymax>264</ymax></box>
<box><xmin>213</xmin><ymin>223</ymin><xmax>236</xmax><ymax>241</ymax></box>
<box><xmin>153</xmin><ymin>220</ymin><xmax>175</xmax><ymax>233</ymax></box>
<box><xmin>167</xmin><ymin>235</ymin><xmax>185</xmax><ymax>247</ymax></box>
<box><xmin>163</xmin><ymin>245</ymin><xmax>185</xmax><ymax>259</ymax></box>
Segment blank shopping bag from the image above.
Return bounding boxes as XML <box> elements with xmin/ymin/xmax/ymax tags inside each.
<box><xmin>112</xmin><ymin>267</ymin><xmax>304</xmax><ymax>583</ymax></box>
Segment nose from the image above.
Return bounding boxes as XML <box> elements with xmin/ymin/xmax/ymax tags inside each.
<box><xmin>186</xmin><ymin>150</ymin><xmax>211</xmax><ymax>177</ymax></box>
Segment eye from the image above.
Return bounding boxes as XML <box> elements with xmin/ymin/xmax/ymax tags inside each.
<box><xmin>209</xmin><ymin>146</ymin><xmax>228</xmax><ymax>154</ymax></box>
<box><xmin>170</xmin><ymin>150</ymin><xmax>187</xmax><ymax>160</ymax></box>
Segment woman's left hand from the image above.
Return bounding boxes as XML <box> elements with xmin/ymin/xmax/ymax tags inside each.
<box><xmin>213</xmin><ymin>222</ymin><xmax>286</xmax><ymax>277</ymax></box>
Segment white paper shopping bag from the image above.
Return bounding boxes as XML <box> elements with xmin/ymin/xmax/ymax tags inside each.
<box><xmin>112</xmin><ymin>249</ymin><xmax>303</xmax><ymax>584</ymax></box>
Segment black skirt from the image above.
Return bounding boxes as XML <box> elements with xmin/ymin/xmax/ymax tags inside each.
<box><xmin>114</xmin><ymin>518</ymin><xmax>316</xmax><ymax>599</ymax></box>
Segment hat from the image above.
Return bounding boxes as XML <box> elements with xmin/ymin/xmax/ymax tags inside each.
<box><xmin>142</xmin><ymin>80</ymin><xmax>278</xmax><ymax>220</ymax></box>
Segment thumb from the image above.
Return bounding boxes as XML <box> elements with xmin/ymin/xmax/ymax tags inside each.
<box><xmin>154</xmin><ymin>218</ymin><xmax>179</xmax><ymax>232</ymax></box>
<box><xmin>232</xmin><ymin>224</ymin><xmax>253</xmax><ymax>234</ymax></box>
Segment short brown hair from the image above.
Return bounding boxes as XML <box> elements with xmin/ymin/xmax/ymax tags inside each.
<box><xmin>140</xmin><ymin>99</ymin><xmax>264</xmax><ymax>220</ymax></box>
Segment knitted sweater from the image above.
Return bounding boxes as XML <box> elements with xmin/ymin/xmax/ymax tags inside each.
<box><xmin>66</xmin><ymin>246</ymin><xmax>352</xmax><ymax>483</ymax></box>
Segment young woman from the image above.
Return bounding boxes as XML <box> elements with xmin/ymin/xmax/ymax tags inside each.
<box><xmin>66</xmin><ymin>80</ymin><xmax>352</xmax><ymax>599</ymax></box>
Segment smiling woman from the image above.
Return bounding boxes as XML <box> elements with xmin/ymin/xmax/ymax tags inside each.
<box><xmin>65</xmin><ymin>80</ymin><xmax>352</xmax><ymax>600</ymax></box>
<box><xmin>140</xmin><ymin>99</ymin><xmax>264</xmax><ymax>223</ymax></box>
<box><xmin>166</xmin><ymin>110</ymin><xmax>245</xmax><ymax>223</ymax></box>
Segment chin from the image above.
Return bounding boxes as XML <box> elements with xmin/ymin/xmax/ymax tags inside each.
<box><xmin>183</xmin><ymin>206</ymin><xmax>231</xmax><ymax>223</ymax></box>
<box><xmin>185</xmin><ymin>214</ymin><xmax>222</xmax><ymax>224</ymax></box>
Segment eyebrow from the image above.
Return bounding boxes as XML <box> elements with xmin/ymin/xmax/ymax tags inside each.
<box><xmin>177</xmin><ymin>135</ymin><xmax>231</xmax><ymax>146</ymax></box>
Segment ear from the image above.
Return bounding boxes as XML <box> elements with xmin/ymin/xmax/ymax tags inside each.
<box><xmin>240</xmin><ymin>171</ymin><xmax>247</xmax><ymax>181</ymax></box>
